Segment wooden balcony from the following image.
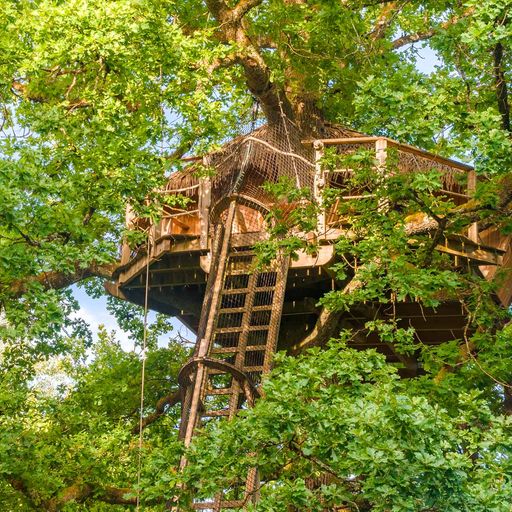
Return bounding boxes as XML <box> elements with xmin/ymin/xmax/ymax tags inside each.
<box><xmin>106</xmin><ymin>132</ymin><xmax>511</xmax><ymax>351</ymax></box>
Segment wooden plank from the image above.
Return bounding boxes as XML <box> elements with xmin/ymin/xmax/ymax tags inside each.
<box><xmin>436</xmin><ymin>244</ymin><xmax>502</xmax><ymax>266</ymax></box>
<box><xmin>199</xmin><ymin>174</ymin><xmax>211</xmax><ymax>250</ymax></box>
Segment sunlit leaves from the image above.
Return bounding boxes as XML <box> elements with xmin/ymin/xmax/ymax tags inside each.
<box><xmin>183</xmin><ymin>343</ymin><xmax>512</xmax><ymax>511</ymax></box>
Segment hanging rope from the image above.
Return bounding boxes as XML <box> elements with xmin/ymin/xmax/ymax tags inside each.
<box><xmin>136</xmin><ymin>235</ymin><xmax>151</xmax><ymax>511</ymax></box>
<box><xmin>136</xmin><ymin>60</ymin><xmax>166</xmax><ymax>512</ymax></box>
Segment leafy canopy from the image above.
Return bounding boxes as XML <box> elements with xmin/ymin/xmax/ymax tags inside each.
<box><xmin>1</xmin><ymin>0</ymin><xmax>512</xmax><ymax>510</ymax></box>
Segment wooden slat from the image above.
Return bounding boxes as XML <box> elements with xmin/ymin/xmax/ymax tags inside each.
<box><xmin>218</xmin><ymin>305</ymin><xmax>273</xmax><ymax>314</ymax></box>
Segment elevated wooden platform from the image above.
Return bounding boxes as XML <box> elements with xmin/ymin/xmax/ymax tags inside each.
<box><xmin>105</xmin><ymin>130</ymin><xmax>511</xmax><ymax>511</ymax></box>
<box><xmin>106</xmin><ymin>132</ymin><xmax>511</xmax><ymax>367</ymax></box>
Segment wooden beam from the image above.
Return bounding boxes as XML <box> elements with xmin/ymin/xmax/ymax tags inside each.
<box><xmin>199</xmin><ymin>173</ymin><xmax>211</xmax><ymax>250</ymax></box>
<box><xmin>313</xmin><ymin>140</ymin><xmax>326</xmax><ymax>236</ymax></box>
<box><xmin>467</xmin><ymin>169</ymin><xmax>478</xmax><ymax>242</ymax></box>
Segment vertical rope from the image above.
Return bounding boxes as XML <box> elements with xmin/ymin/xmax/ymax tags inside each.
<box><xmin>136</xmin><ymin>59</ymin><xmax>166</xmax><ymax>511</ymax></box>
<box><xmin>136</xmin><ymin>226</ymin><xmax>152</xmax><ymax>511</ymax></box>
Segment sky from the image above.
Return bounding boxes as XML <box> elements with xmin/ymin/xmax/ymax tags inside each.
<box><xmin>72</xmin><ymin>285</ymin><xmax>195</xmax><ymax>352</ymax></box>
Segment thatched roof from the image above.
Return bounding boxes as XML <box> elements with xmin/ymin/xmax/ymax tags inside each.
<box><xmin>164</xmin><ymin>122</ymin><xmax>469</xmax><ymax>206</ymax></box>
<box><xmin>165</xmin><ymin>122</ymin><xmax>366</xmax><ymax>203</ymax></box>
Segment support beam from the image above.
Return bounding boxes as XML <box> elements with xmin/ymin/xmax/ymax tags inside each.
<box><xmin>467</xmin><ymin>170</ymin><xmax>478</xmax><ymax>243</ymax></box>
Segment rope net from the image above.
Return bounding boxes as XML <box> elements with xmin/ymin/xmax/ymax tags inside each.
<box><xmin>160</xmin><ymin>120</ymin><xmax>471</xmax><ymax>239</ymax></box>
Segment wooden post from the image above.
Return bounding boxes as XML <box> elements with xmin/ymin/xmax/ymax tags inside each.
<box><xmin>199</xmin><ymin>157</ymin><xmax>212</xmax><ymax>251</ymax></box>
<box><xmin>375</xmin><ymin>138</ymin><xmax>388</xmax><ymax>212</ymax></box>
<box><xmin>121</xmin><ymin>204</ymin><xmax>135</xmax><ymax>265</ymax></box>
<box><xmin>467</xmin><ymin>169</ymin><xmax>478</xmax><ymax>243</ymax></box>
<box><xmin>313</xmin><ymin>140</ymin><xmax>325</xmax><ymax>237</ymax></box>
<box><xmin>375</xmin><ymin>137</ymin><xmax>387</xmax><ymax>172</ymax></box>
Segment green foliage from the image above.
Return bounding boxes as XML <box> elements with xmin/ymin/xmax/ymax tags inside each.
<box><xmin>0</xmin><ymin>323</ymin><xmax>188</xmax><ymax>511</ymax></box>
<box><xmin>255</xmin><ymin>177</ymin><xmax>318</xmax><ymax>265</ymax></box>
<box><xmin>182</xmin><ymin>344</ymin><xmax>512</xmax><ymax>511</ymax></box>
<box><xmin>1</xmin><ymin>0</ymin><xmax>512</xmax><ymax>510</ymax></box>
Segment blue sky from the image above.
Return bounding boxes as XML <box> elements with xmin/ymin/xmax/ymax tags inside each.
<box><xmin>72</xmin><ymin>284</ymin><xmax>195</xmax><ymax>351</ymax></box>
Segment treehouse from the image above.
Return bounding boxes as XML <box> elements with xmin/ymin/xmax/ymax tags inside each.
<box><xmin>105</xmin><ymin>122</ymin><xmax>511</xmax><ymax>510</ymax></box>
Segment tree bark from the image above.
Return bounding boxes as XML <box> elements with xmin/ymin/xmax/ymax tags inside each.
<box><xmin>5</xmin><ymin>262</ymin><xmax>118</xmax><ymax>299</ymax></box>
<box><xmin>493</xmin><ymin>42</ymin><xmax>511</xmax><ymax>133</ymax></box>
<box><xmin>131</xmin><ymin>389</ymin><xmax>181</xmax><ymax>434</ymax></box>
<box><xmin>205</xmin><ymin>0</ymin><xmax>295</xmax><ymax>124</ymax></box>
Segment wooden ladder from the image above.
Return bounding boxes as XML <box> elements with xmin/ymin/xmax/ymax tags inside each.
<box><xmin>178</xmin><ymin>200</ymin><xmax>289</xmax><ymax>510</ymax></box>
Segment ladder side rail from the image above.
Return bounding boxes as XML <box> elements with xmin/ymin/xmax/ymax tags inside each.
<box><xmin>182</xmin><ymin>200</ymin><xmax>238</xmax><ymax>447</ymax></box>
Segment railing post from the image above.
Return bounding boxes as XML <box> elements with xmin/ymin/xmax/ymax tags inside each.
<box><xmin>375</xmin><ymin>137</ymin><xmax>387</xmax><ymax>173</ymax></box>
<box><xmin>375</xmin><ymin>138</ymin><xmax>388</xmax><ymax>212</ymax></box>
<box><xmin>199</xmin><ymin>156</ymin><xmax>212</xmax><ymax>251</ymax></box>
<box><xmin>313</xmin><ymin>140</ymin><xmax>325</xmax><ymax>237</ymax></box>
<box><xmin>121</xmin><ymin>204</ymin><xmax>135</xmax><ymax>265</ymax></box>
<box><xmin>467</xmin><ymin>169</ymin><xmax>478</xmax><ymax>243</ymax></box>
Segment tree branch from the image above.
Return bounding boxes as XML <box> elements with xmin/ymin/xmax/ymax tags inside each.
<box><xmin>205</xmin><ymin>0</ymin><xmax>294</xmax><ymax>124</ymax></box>
<box><xmin>7</xmin><ymin>477</ymin><xmax>40</xmax><ymax>509</ymax></box>
<box><xmin>232</xmin><ymin>0</ymin><xmax>264</xmax><ymax>21</ymax></box>
<box><xmin>7</xmin><ymin>475</ymin><xmax>163</xmax><ymax>511</ymax></box>
<box><xmin>46</xmin><ymin>483</ymin><xmax>146</xmax><ymax>510</ymax></box>
<box><xmin>392</xmin><ymin>7</ymin><xmax>475</xmax><ymax>49</ymax></box>
<box><xmin>493</xmin><ymin>42</ymin><xmax>511</xmax><ymax>133</ymax></box>
<box><xmin>290</xmin><ymin>275</ymin><xmax>366</xmax><ymax>354</ymax></box>
<box><xmin>370</xmin><ymin>1</ymin><xmax>401</xmax><ymax>41</ymax></box>
<box><xmin>6</xmin><ymin>262</ymin><xmax>118</xmax><ymax>299</ymax></box>
<box><xmin>131</xmin><ymin>389</ymin><xmax>181</xmax><ymax>434</ymax></box>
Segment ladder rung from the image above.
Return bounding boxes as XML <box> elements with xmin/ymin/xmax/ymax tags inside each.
<box><xmin>253</xmin><ymin>305</ymin><xmax>273</xmax><ymax>311</ymax></box>
<box><xmin>218</xmin><ymin>305</ymin><xmax>272</xmax><ymax>314</ymax></box>
<box><xmin>225</xmin><ymin>269</ymin><xmax>253</xmax><ymax>276</ymax></box>
<box><xmin>205</xmin><ymin>387</ymin><xmax>234</xmax><ymax>395</ymax></box>
<box><xmin>221</xmin><ymin>288</ymin><xmax>250</xmax><ymax>295</ymax></box>
<box><xmin>211</xmin><ymin>345</ymin><xmax>269</xmax><ymax>355</ymax></box>
<box><xmin>254</xmin><ymin>285</ymin><xmax>277</xmax><ymax>292</ymax></box>
<box><xmin>214</xmin><ymin>327</ymin><xmax>242</xmax><ymax>334</ymax></box>
<box><xmin>221</xmin><ymin>286</ymin><xmax>275</xmax><ymax>295</ymax></box>
<box><xmin>205</xmin><ymin>364</ymin><xmax>265</xmax><ymax>375</ymax></box>
<box><xmin>246</xmin><ymin>345</ymin><xmax>268</xmax><ymax>351</ymax></box>
<box><xmin>211</xmin><ymin>347</ymin><xmax>239</xmax><ymax>354</ymax></box>
<box><xmin>243</xmin><ymin>365</ymin><xmax>264</xmax><ymax>372</ymax></box>
<box><xmin>218</xmin><ymin>306</ymin><xmax>246</xmax><ymax>314</ymax></box>
<box><xmin>215</xmin><ymin>325</ymin><xmax>272</xmax><ymax>334</ymax></box>
<box><xmin>203</xmin><ymin>409</ymin><xmax>230</xmax><ymax>417</ymax></box>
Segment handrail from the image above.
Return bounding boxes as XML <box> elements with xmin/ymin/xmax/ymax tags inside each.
<box><xmin>158</xmin><ymin>184</ymin><xmax>200</xmax><ymax>194</ymax></box>
<box><xmin>161</xmin><ymin>209</ymin><xmax>200</xmax><ymax>219</ymax></box>
<box><xmin>302</xmin><ymin>137</ymin><xmax>473</xmax><ymax>172</ymax></box>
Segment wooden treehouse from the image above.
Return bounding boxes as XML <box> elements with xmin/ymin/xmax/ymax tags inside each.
<box><xmin>106</xmin><ymin>123</ymin><xmax>512</xmax><ymax>510</ymax></box>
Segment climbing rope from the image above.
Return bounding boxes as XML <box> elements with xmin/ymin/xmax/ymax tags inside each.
<box><xmin>136</xmin><ymin>61</ymin><xmax>166</xmax><ymax>510</ymax></box>
<box><xmin>136</xmin><ymin>235</ymin><xmax>151</xmax><ymax>511</ymax></box>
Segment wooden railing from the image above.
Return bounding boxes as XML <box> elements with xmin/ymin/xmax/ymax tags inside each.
<box><xmin>307</xmin><ymin>137</ymin><xmax>478</xmax><ymax>243</ymax></box>
<box><xmin>119</xmin><ymin>177</ymin><xmax>211</xmax><ymax>266</ymax></box>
